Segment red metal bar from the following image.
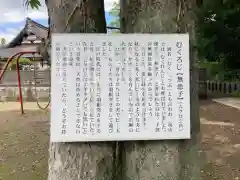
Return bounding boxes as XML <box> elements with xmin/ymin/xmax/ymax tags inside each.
<box><xmin>16</xmin><ymin>55</ymin><xmax>24</xmax><ymax>114</ymax></box>
<box><xmin>0</xmin><ymin>53</ymin><xmax>22</xmax><ymax>82</ymax></box>
<box><xmin>0</xmin><ymin>51</ymin><xmax>37</xmax><ymax>114</ymax></box>
<box><xmin>0</xmin><ymin>51</ymin><xmax>36</xmax><ymax>82</ymax></box>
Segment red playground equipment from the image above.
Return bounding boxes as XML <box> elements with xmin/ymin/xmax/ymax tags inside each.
<box><xmin>0</xmin><ymin>51</ymin><xmax>50</xmax><ymax>114</ymax></box>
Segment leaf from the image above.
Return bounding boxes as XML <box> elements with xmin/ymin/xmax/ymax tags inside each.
<box><xmin>24</xmin><ymin>0</ymin><xmax>41</xmax><ymax>10</ymax></box>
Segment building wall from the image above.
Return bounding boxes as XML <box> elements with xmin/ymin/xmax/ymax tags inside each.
<box><xmin>0</xmin><ymin>70</ymin><xmax>50</xmax><ymax>102</ymax></box>
<box><xmin>0</xmin><ymin>70</ymin><xmax>50</xmax><ymax>86</ymax></box>
<box><xmin>0</xmin><ymin>87</ymin><xmax>50</xmax><ymax>102</ymax></box>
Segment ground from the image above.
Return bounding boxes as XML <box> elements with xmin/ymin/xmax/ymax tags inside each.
<box><xmin>200</xmin><ymin>100</ymin><xmax>240</xmax><ymax>180</ymax></box>
<box><xmin>0</xmin><ymin>100</ymin><xmax>240</xmax><ymax>180</ymax></box>
<box><xmin>0</xmin><ymin>102</ymin><xmax>49</xmax><ymax>180</ymax></box>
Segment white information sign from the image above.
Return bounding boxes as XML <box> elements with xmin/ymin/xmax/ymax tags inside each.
<box><xmin>51</xmin><ymin>33</ymin><xmax>190</xmax><ymax>142</ymax></box>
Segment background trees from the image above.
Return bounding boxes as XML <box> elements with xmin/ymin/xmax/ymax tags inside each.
<box><xmin>109</xmin><ymin>2</ymin><xmax>120</xmax><ymax>30</ymax></box>
<box><xmin>196</xmin><ymin>0</ymin><xmax>240</xmax><ymax>79</ymax></box>
<box><xmin>8</xmin><ymin>58</ymin><xmax>33</xmax><ymax>70</ymax></box>
<box><xmin>0</xmin><ymin>37</ymin><xmax>6</xmax><ymax>46</ymax></box>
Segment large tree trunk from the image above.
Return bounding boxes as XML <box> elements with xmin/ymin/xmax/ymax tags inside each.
<box><xmin>120</xmin><ymin>0</ymin><xmax>201</xmax><ymax>179</ymax></box>
<box><xmin>46</xmin><ymin>0</ymin><xmax>115</xmax><ymax>179</ymax></box>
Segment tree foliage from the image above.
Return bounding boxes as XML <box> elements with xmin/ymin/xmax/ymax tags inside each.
<box><xmin>8</xmin><ymin>58</ymin><xmax>33</xmax><ymax>70</ymax></box>
<box><xmin>109</xmin><ymin>1</ymin><xmax>120</xmax><ymax>28</ymax></box>
<box><xmin>196</xmin><ymin>0</ymin><xmax>240</xmax><ymax>71</ymax></box>
<box><xmin>24</xmin><ymin>0</ymin><xmax>41</xmax><ymax>9</ymax></box>
<box><xmin>0</xmin><ymin>37</ymin><xmax>6</xmax><ymax>46</ymax></box>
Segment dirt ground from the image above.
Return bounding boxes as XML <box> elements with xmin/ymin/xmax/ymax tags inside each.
<box><xmin>0</xmin><ymin>101</ymin><xmax>240</xmax><ymax>180</ymax></box>
<box><xmin>200</xmin><ymin>100</ymin><xmax>240</xmax><ymax>180</ymax></box>
<box><xmin>0</xmin><ymin>103</ymin><xmax>50</xmax><ymax>180</ymax></box>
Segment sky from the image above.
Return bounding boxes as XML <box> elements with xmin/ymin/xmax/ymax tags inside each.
<box><xmin>0</xmin><ymin>0</ymin><xmax>118</xmax><ymax>43</ymax></box>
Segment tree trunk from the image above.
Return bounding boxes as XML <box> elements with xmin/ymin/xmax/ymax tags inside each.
<box><xmin>120</xmin><ymin>0</ymin><xmax>201</xmax><ymax>179</ymax></box>
<box><xmin>46</xmin><ymin>0</ymin><xmax>115</xmax><ymax>179</ymax></box>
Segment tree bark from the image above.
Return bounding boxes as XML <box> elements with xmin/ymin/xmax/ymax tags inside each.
<box><xmin>120</xmin><ymin>0</ymin><xmax>201</xmax><ymax>179</ymax></box>
<box><xmin>46</xmin><ymin>0</ymin><xmax>115</xmax><ymax>179</ymax></box>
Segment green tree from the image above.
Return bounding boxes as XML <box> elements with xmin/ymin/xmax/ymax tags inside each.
<box><xmin>107</xmin><ymin>1</ymin><xmax>120</xmax><ymax>33</ymax></box>
<box><xmin>109</xmin><ymin>1</ymin><xmax>120</xmax><ymax>28</ymax></box>
<box><xmin>8</xmin><ymin>57</ymin><xmax>32</xmax><ymax>70</ymax></box>
<box><xmin>24</xmin><ymin>0</ymin><xmax>41</xmax><ymax>9</ymax></box>
<box><xmin>196</xmin><ymin>0</ymin><xmax>240</xmax><ymax>72</ymax></box>
<box><xmin>0</xmin><ymin>37</ymin><xmax>6</xmax><ymax>46</ymax></box>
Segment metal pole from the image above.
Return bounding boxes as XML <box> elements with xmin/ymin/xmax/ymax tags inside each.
<box><xmin>0</xmin><ymin>53</ymin><xmax>21</xmax><ymax>82</ymax></box>
<box><xmin>16</xmin><ymin>55</ymin><xmax>24</xmax><ymax>114</ymax></box>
